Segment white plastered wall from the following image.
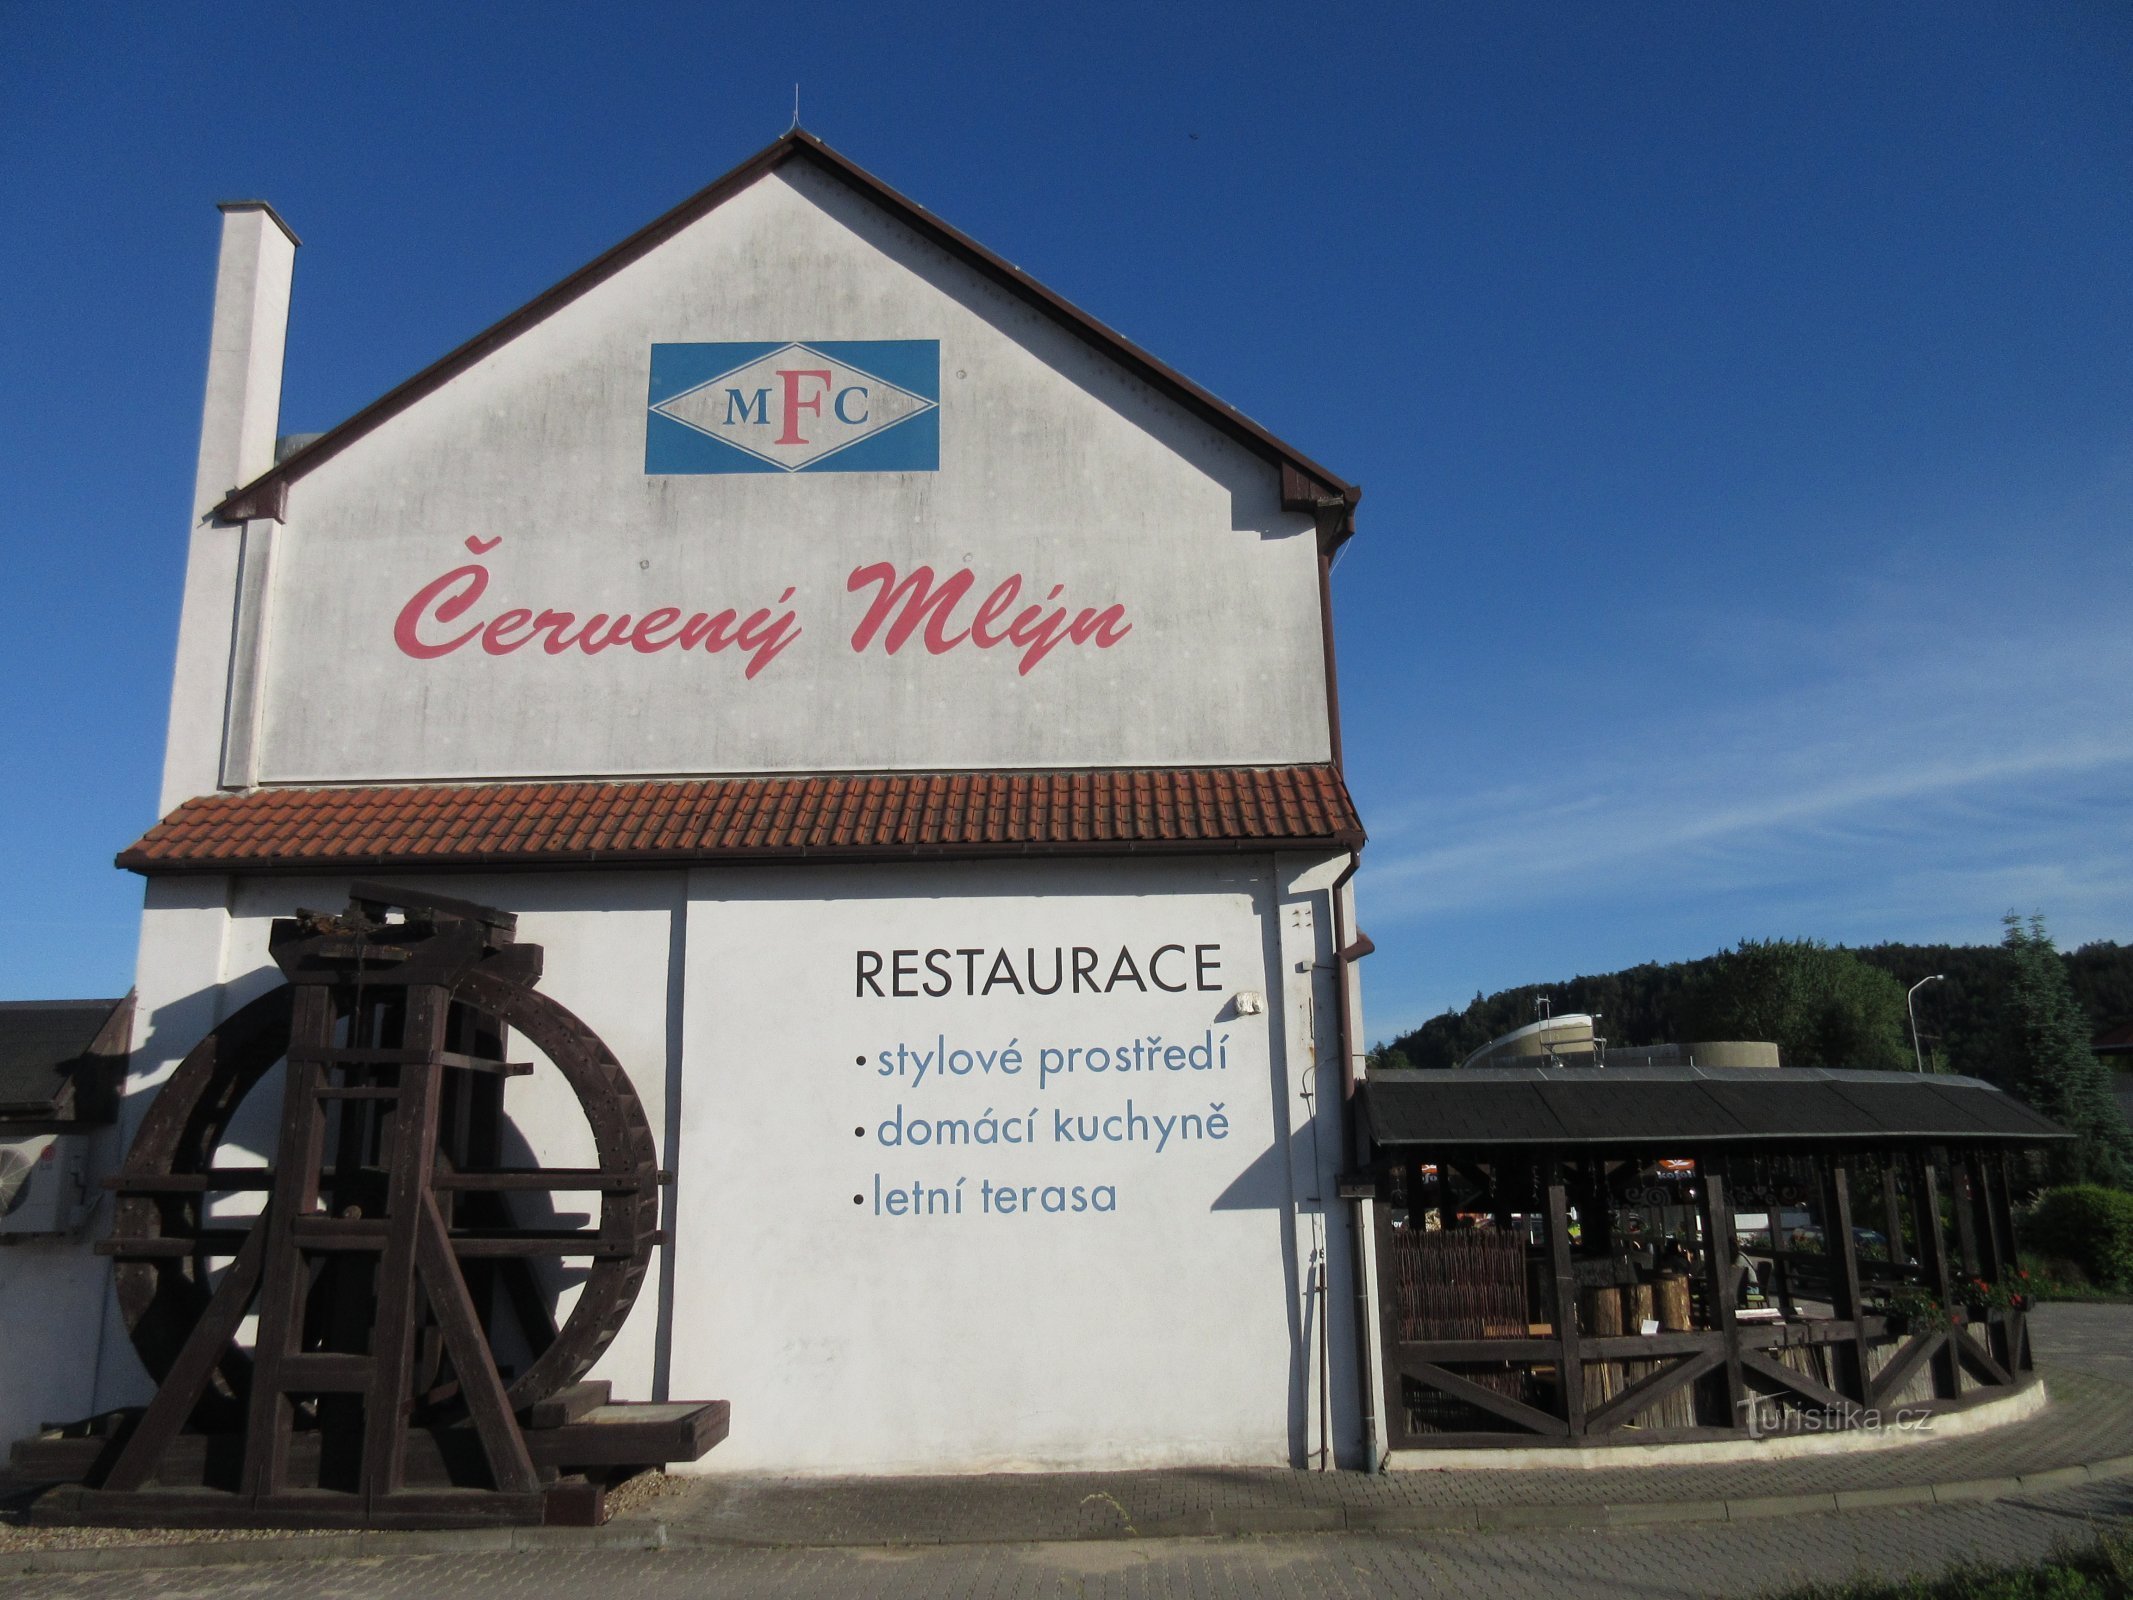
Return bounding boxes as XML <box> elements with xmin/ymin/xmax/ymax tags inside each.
<box><xmin>667</xmin><ymin>851</ymin><xmax>1358</xmax><ymax>1474</ymax></box>
<box><xmin>236</xmin><ymin>163</ymin><xmax>1329</xmax><ymax>783</ymax></box>
<box><xmin>1273</xmin><ymin>850</ymin><xmax>1370</xmax><ymax>1470</ymax></box>
<box><xmin>73</xmin><ymin>853</ymin><xmax>1361</xmax><ymax>1475</ymax></box>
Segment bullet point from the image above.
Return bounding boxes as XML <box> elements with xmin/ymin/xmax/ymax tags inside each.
<box><xmin>854</xmin><ymin>1054</ymin><xmax>866</xmax><ymax>1065</ymax></box>
<box><xmin>852</xmin><ymin>1193</ymin><xmax>864</xmax><ymax>1205</ymax></box>
<box><xmin>854</xmin><ymin>1126</ymin><xmax>865</xmax><ymax>1137</ymax></box>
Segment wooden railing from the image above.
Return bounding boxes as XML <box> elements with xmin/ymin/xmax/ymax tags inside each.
<box><xmin>1375</xmin><ymin>1154</ymin><xmax>2034</xmax><ymax>1450</ymax></box>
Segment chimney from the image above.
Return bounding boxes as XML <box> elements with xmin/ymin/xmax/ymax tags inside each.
<box><xmin>191</xmin><ymin>202</ymin><xmax>298</xmax><ymax>519</ymax></box>
<box><xmin>158</xmin><ymin>202</ymin><xmax>298</xmax><ymax>813</ymax></box>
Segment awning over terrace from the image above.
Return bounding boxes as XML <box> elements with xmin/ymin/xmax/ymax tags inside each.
<box><xmin>1361</xmin><ymin>1065</ymin><xmax>2068</xmax><ymax>1150</ymax></box>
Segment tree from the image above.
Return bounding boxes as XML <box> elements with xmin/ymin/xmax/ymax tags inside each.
<box><xmin>1680</xmin><ymin>938</ymin><xmax>1911</xmax><ymax>1070</ymax></box>
<box><xmin>1365</xmin><ymin>1042</ymin><xmax>1414</xmax><ymax>1073</ymax></box>
<box><xmin>1375</xmin><ymin>937</ymin><xmax>2133</xmax><ymax>1078</ymax></box>
<box><xmin>2000</xmin><ymin>914</ymin><xmax>2133</xmax><ymax>1189</ymax></box>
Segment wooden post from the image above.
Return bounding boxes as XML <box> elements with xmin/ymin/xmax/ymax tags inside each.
<box><xmin>1994</xmin><ymin>1154</ymin><xmax>2030</xmax><ymax>1372</ymax></box>
<box><xmin>1950</xmin><ymin>1156</ymin><xmax>1982</xmax><ymax>1283</ymax></box>
<box><xmin>361</xmin><ymin>985</ymin><xmax>449</xmax><ymax>1504</ymax></box>
<box><xmin>1546</xmin><ymin>1179</ymin><xmax>1585</xmax><ymax>1436</ymax></box>
<box><xmin>1914</xmin><ymin>1158</ymin><xmax>1960</xmax><ymax>1398</ymax></box>
<box><xmin>1971</xmin><ymin>1154</ymin><xmax>2004</xmax><ymax>1281</ymax></box>
<box><xmin>1984</xmin><ymin>1155</ymin><xmax>2015</xmax><ymax>1277</ymax></box>
<box><xmin>100</xmin><ymin>1223</ymin><xmax>270</xmax><ymax>1491</ymax></box>
<box><xmin>1823</xmin><ymin>1160</ymin><xmax>1868</xmax><ymax>1405</ymax></box>
<box><xmin>1699</xmin><ymin>1170</ymin><xmax>1745</xmax><ymax>1433</ymax></box>
<box><xmin>1773</xmin><ymin>1165</ymin><xmax>1800</xmax><ymax>1319</ymax></box>
<box><xmin>1374</xmin><ymin>1167</ymin><xmax>1411</xmax><ymax>1447</ymax></box>
<box><xmin>1975</xmin><ymin>1153</ymin><xmax>2012</xmax><ymax>1372</ymax></box>
<box><xmin>1880</xmin><ymin>1163</ymin><xmax>1906</xmax><ymax>1273</ymax></box>
<box><xmin>239</xmin><ymin>984</ymin><xmax>335</xmax><ymax>1501</ymax></box>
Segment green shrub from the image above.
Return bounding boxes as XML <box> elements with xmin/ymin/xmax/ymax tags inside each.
<box><xmin>2021</xmin><ymin>1186</ymin><xmax>2133</xmax><ymax>1292</ymax></box>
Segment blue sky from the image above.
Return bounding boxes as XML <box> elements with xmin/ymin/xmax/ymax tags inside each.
<box><xmin>2</xmin><ymin>3</ymin><xmax>2127</xmax><ymax>1041</ymax></box>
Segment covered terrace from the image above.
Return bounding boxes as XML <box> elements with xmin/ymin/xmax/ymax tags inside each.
<box><xmin>1357</xmin><ymin>1065</ymin><xmax>2066</xmax><ymax>1454</ymax></box>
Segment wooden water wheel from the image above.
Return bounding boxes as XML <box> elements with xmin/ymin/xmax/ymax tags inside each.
<box><xmin>16</xmin><ymin>882</ymin><xmax>725</xmax><ymax>1528</ymax></box>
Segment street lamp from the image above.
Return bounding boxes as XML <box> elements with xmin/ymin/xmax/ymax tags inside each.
<box><xmin>1908</xmin><ymin>975</ymin><xmax>1944</xmax><ymax>1073</ymax></box>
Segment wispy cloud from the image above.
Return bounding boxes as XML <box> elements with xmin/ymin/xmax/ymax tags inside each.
<box><xmin>1356</xmin><ymin>551</ymin><xmax>2133</xmax><ymax>1029</ymax></box>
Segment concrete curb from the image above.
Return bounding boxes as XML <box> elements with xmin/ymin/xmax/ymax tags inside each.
<box><xmin>9</xmin><ymin>1455</ymin><xmax>2132</xmax><ymax>1575</ymax></box>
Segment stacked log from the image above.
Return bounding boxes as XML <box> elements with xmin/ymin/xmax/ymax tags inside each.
<box><xmin>1645</xmin><ymin>1272</ymin><xmax>1699</xmax><ymax>1429</ymax></box>
<box><xmin>1581</xmin><ymin>1286</ymin><xmax>1624</xmax><ymax>1409</ymax></box>
<box><xmin>1621</xmin><ymin>1282</ymin><xmax>1656</xmax><ymax>1399</ymax></box>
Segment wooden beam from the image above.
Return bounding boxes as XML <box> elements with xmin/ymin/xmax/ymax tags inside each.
<box><xmin>104</xmin><ymin>1171</ymin><xmax>279</xmax><ymax>1193</ymax></box>
<box><xmin>1867</xmin><ymin>1328</ymin><xmax>1944</xmax><ymax>1409</ymax></box>
<box><xmin>1397</xmin><ymin>1359</ymin><xmax>1568</xmax><ymax>1437</ymax></box>
<box><xmin>415</xmin><ymin>1191</ymin><xmax>539</xmax><ymax>1491</ymax></box>
<box><xmin>100</xmin><ymin>1219</ymin><xmax>269</xmax><ymax>1491</ymax></box>
<box><xmin>1585</xmin><ymin>1351</ymin><xmax>1721</xmax><ymax>1434</ymax></box>
<box><xmin>1701</xmin><ymin>1170</ymin><xmax>1744</xmax><ymax>1432</ymax></box>
<box><xmin>1952</xmin><ymin>1327</ymin><xmax>2013</xmax><ymax>1388</ymax></box>
<box><xmin>524</xmin><ymin>1400</ymin><xmax>731</xmax><ymax>1470</ymax></box>
<box><xmin>1950</xmin><ymin>1156</ymin><xmax>1982</xmax><ymax>1282</ymax></box>
<box><xmin>362</xmin><ymin>991</ymin><xmax>449</xmax><ymax>1503</ymax></box>
<box><xmin>1740</xmin><ymin>1345</ymin><xmax>1855</xmax><ymax>1416</ymax></box>
<box><xmin>241</xmin><ymin>984</ymin><xmax>334</xmax><ymax>1502</ymax></box>
<box><xmin>1398</xmin><ymin>1333</ymin><xmax>1717</xmax><ymax>1362</ymax></box>
<box><xmin>1546</xmin><ymin>1180</ymin><xmax>1585</xmax><ymax>1435</ymax></box>
<box><xmin>523</xmin><ymin>1380</ymin><xmax>611</xmax><ymax>1430</ymax></box>
<box><xmin>1881</xmin><ymin>1162</ymin><xmax>1907</xmax><ymax>1272</ymax></box>
<box><xmin>1973</xmin><ymin>1155</ymin><xmax>2006</xmax><ymax>1281</ymax></box>
<box><xmin>1915</xmin><ymin>1160</ymin><xmax>1960</xmax><ymax>1398</ymax></box>
<box><xmin>1823</xmin><ymin>1160</ymin><xmax>1868</xmax><ymax>1403</ymax></box>
<box><xmin>430</xmin><ymin>1169</ymin><xmax>644</xmax><ymax>1192</ymax></box>
<box><xmin>1394</xmin><ymin>1338</ymin><xmax>1557</xmax><ymax>1361</ymax></box>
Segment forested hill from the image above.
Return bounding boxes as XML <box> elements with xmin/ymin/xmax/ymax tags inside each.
<box><xmin>1376</xmin><ymin>940</ymin><xmax>2133</xmax><ymax>1080</ymax></box>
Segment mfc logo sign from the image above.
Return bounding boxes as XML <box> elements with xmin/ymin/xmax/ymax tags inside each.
<box><xmin>647</xmin><ymin>340</ymin><xmax>939</xmax><ymax>473</ymax></box>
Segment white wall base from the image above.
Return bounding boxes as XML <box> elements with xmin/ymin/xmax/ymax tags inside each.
<box><xmin>1385</xmin><ymin>1377</ymin><xmax>2047</xmax><ymax>1471</ymax></box>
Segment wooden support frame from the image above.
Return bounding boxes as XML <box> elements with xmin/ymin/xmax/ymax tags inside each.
<box><xmin>1913</xmin><ymin>1158</ymin><xmax>1962</xmax><ymax>1398</ymax></box>
<box><xmin>1370</xmin><ymin>1142</ymin><xmax>2038</xmax><ymax>1453</ymax></box>
<box><xmin>1821</xmin><ymin>1160</ymin><xmax>1868</xmax><ymax>1404</ymax></box>
<box><xmin>1402</xmin><ymin>1360</ymin><xmax>1568</xmax><ymax>1437</ymax></box>
<box><xmin>1740</xmin><ymin>1345</ymin><xmax>1856</xmax><ymax>1416</ymax></box>
<box><xmin>1699</xmin><ymin>1171</ymin><xmax>1746</xmax><ymax>1430</ymax></box>
<box><xmin>34</xmin><ymin>887</ymin><xmax>715</xmax><ymax>1529</ymax></box>
<box><xmin>1546</xmin><ymin>1180</ymin><xmax>1585</xmax><ymax>1435</ymax></box>
<box><xmin>1950</xmin><ymin>1155</ymin><xmax>1982</xmax><ymax>1284</ymax></box>
<box><xmin>1584</xmin><ymin>1350</ymin><xmax>1721</xmax><ymax>1433</ymax></box>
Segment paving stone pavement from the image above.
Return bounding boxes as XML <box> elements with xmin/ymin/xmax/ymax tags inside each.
<box><xmin>9</xmin><ymin>1478</ymin><xmax>2133</xmax><ymax>1599</ymax></box>
<box><xmin>2025</xmin><ymin>1302</ymin><xmax>2133</xmax><ymax>1389</ymax></box>
<box><xmin>8</xmin><ymin>1302</ymin><xmax>2131</xmax><ymax>1595</ymax></box>
<box><xmin>649</xmin><ymin>1348</ymin><xmax>2133</xmax><ymax>1545</ymax></box>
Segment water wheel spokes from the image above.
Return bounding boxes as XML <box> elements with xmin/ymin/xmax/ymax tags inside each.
<box><xmin>96</xmin><ymin>882</ymin><xmax>661</xmax><ymax>1514</ymax></box>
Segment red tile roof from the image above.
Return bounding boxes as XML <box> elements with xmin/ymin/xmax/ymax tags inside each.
<box><xmin>118</xmin><ymin>767</ymin><xmax>1363</xmax><ymax>874</ymax></box>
